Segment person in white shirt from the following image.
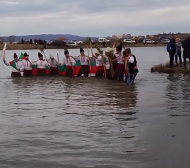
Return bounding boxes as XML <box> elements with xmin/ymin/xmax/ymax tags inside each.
<box><xmin>47</xmin><ymin>54</ymin><xmax>58</xmax><ymax>75</ymax></box>
<box><xmin>21</xmin><ymin>52</ymin><xmax>33</xmax><ymax>77</ymax></box>
<box><xmin>61</xmin><ymin>49</ymin><xmax>76</xmax><ymax>77</ymax></box>
<box><xmin>113</xmin><ymin>43</ymin><xmax>125</xmax><ymax>81</ymax></box>
<box><xmin>76</xmin><ymin>48</ymin><xmax>90</xmax><ymax>77</ymax></box>
<box><xmin>3</xmin><ymin>53</ymin><xmax>24</xmax><ymax>77</ymax></box>
<box><xmin>35</xmin><ymin>52</ymin><xmax>49</xmax><ymax>76</ymax></box>
<box><xmin>92</xmin><ymin>49</ymin><xmax>104</xmax><ymax>77</ymax></box>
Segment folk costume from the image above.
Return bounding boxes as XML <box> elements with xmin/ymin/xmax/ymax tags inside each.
<box><xmin>94</xmin><ymin>50</ymin><xmax>104</xmax><ymax>77</ymax></box>
<box><xmin>113</xmin><ymin>43</ymin><xmax>125</xmax><ymax>81</ymax></box>
<box><xmin>3</xmin><ymin>53</ymin><xmax>24</xmax><ymax>77</ymax></box>
<box><xmin>36</xmin><ymin>52</ymin><xmax>49</xmax><ymax>76</ymax></box>
<box><xmin>76</xmin><ymin>48</ymin><xmax>89</xmax><ymax>77</ymax></box>
<box><xmin>47</xmin><ymin>55</ymin><xmax>59</xmax><ymax>75</ymax></box>
<box><xmin>22</xmin><ymin>52</ymin><xmax>33</xmax><ymax>77</ymax></box>
<box><xmin>62</xmin><ymin>50</ymin><xmax>76</xmax><ymax>77</ymax></box>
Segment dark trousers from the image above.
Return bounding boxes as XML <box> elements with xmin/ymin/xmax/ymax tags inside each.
<box><xmin>106</xmin><ymin>69</ymin><xmax>112</xmax><ymax>79</ymax></box>
<box><xmin>169</xmin><ymin>53</ymin><xmax>175</xmax><ymax>68</ymax></box>
<box><xmin>11</xmin><ymin>72</ymin><xmax>21</xmax><ymax>77</ymax></box>
<box><xmin>23</xmin><ymin>70</ymin><xmax>32</xmax><ymax>77</ymax></box>
<box><xmin>77</xmin><ymin>65</ymin><xmax>89</xmax><ymax>77</ymax></box>
<box><xmin>66</xmin><ymin>69</ymin><xmax>73</xmax><ymax>77</ymax></box>
<box><xmin>95</xmin><ymin>70</ymin><xmax>104</xmax><ymax>77</ymax></box>
<box><xmin>125</xmin><ymin>73</ymin><xmax>138</xmax><ymax>85</ymax></box>
<box><xmin>113</xmin><ymin>64</ymin><xmax>125</xmax><ymax>81</ymax></box>
<box><xmin>175</xmin><ymin>51</ymin><xmax>182</xmax><ymax>64</ymax></box>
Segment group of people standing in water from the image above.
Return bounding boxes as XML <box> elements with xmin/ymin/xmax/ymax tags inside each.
<box><xmin>2</xmin><ymin>43</ymin><xmax>139</xmax><ymax>85</ymax></box>
<box><xmin>168</xmin><ymin>36</ymin><xmax>190</xmax><ymax>68</ymax></box>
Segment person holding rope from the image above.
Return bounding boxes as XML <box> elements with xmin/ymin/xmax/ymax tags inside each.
<box><xmin>3</xmin><ymin>53</ymin><xmax>24</xmax><ymax>77</ymax></box>
<box><xmin>124</xmin><ymin>48</ymin><xmax>138</xmax><ymax>85</ymax></box>
<box><xmin>75</xmin><ymin>48</ymin><xmax>90</xmax><ymax>77</ymax></box>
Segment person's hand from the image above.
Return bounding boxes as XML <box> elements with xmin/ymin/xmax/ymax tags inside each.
<box><xmin>134</xmin><ymin>66</ymin><xmax>138</xmax><ymax>70</ymax></box>
<box><xmin>17</xmin><ymin>68</ymin><xmax>20</xmax><ymax>72</ymax></box>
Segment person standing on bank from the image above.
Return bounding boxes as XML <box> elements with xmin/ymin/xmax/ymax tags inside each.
<box><xmin>175</xmin><ymin>38</ymin><xmax>182</xmax><ymax>66</ymax></box>
<box><xmin>76</xmin><ymin>48</ymin><xmax>90</xmax><ymax>77</ymax></box>
<box><xmin>125</xmin><ymin>48</ymin><xmax>139</xmax><ymax>85</ymax></box>
<box><xmin>61</xmin><ymin>49</ymin><xmax>76</xmax><ymax>77</ymax></box>
<box><xmin>182</xmin><ymin>36</ymin><xmax>190</xmax><ymax>69</ymax></box>
<box><xmin>21</xmin><ymin>52</ymin><xmax>33</xmax><ymax>77</ymax></box>
<box><xmin>3</xmin><ymin>53</ymin><xmax>24</xmax><ymax>77</ymax></box>
<box><xmin>167</xmin><ymin>37</ymin><xmax>176</xmax><ymax>68</ymax></box>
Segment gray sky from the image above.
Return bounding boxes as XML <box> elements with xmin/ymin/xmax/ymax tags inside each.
<box><xmin>0</xmin><ymin>0</ymin><xmax>190</xmax><ymax>36</ymax></box>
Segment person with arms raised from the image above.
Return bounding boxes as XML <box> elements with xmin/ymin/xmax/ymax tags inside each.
<box><xmin>3</xmin><ymin>53</ymin><xmax>24</xmax><ymax>77</ymax></box>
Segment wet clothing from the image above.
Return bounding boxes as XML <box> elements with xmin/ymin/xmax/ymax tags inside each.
<box><xmin>35</xmin><ymin>60</ymin><xmax>49</xmax><ymax>76</ymax></box>
<box><xmin>11</xmin><ymin>72</ymin><xmax>21</xmax><ymax>77</ymax></box>
<box><xmin>95</xmin><ymin>55</ymin><xmax>104</xmax><ymax>78</ymax></box>
<box><xmin>4</xmin><ymin>60</ymin><xmax>23</xmax><ymax>77</ymax></box>
<box><xmin>23</xmin><ymin>70</ymin><xmax>32</xmax><ymax>77</ymax></box>
<box><xmin>62</xmin><ymin>57</ymin><xmax>76</xmax><ymax>77</ymax></box>
<box><xmin>76</xmin><ymin>55</ymin><xmax>89</xmax><ymax>77</ymax></box>
<box><xmin>77</xmin><ymin>65</ymin><xmax>89</xmax><ymax>77</ymax></box>
<box><xmin>47</xmin><ymin>58</ymin><xmax>59</xmax><ymax>75</ymax></box>
<box><xmin>113</xmin><ymin>53</ymin><xmax>125</xmax><ymax>81</ymax></box>
<box><xmin>125</xmin><ymin>55</ymin><xmax>138</xmax><ymax>85</ymax></box>
<box><xmin>21</xmin><ymin>59</ymin><xmax>33</xmax><ymax>77</ymax></box>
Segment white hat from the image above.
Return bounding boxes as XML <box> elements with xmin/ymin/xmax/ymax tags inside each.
<box><xmin>129</xmin><ymin>56</ymin><xmax>134</xmax><ymax>63</ymax></box>
<box><xmin>49</xmin><ymin>54</ymin><xmax>54</xmax><ymax>59</ymax></box>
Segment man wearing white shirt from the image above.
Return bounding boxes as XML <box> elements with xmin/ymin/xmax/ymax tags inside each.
<box><xmin>61</xmin><ymin>49</ymin><xmax>76</xmax><ymax>77</ymax></box>
<box><xmin>35</xmin><ymin>52</ymin><xmax>49</xmax><ymax>76</ymax></box>
<box><xmin>76</xmin><ymin>48</ymin><xmax>89</xmax><ymax>77</ymax></box>
<box><xmin>21</xmin><ymin>52</ymin><xmax>33</xmax><ymax>77</ymax></box>
<box><xmin>3</xmin><ymin>53</ymin><xmax>24</xmax><ymax>77</ymax></box>
<box><xmin>47</xmin><ymin>55</ymin><xmax>58</xmax><ymax>75</ymax></box>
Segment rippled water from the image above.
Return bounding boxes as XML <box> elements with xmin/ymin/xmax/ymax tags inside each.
<box><xmin>0</xmin><ymin>47</ymin><xmax>190</xmax><ymax>168</ymax></box>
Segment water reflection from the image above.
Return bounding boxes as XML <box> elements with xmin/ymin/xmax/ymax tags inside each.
<box><xmin>166</xmin><ymin>74</ymin><xmax>190</xmax><ymax>116</ymax></box>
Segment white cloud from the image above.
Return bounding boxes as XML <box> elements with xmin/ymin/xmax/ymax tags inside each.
<box><xmin>5</xmin><ymin>1</ymin><xmax>19</xmax><ymax>5</ymax></box>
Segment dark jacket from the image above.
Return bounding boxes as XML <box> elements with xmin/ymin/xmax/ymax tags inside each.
<box><xmin>170</xmin><ymin>38</ymin><xmax>176</xmax><ymax>54</ymax></box>
<box><xmin>182</xmin><ymin>38</ymin><xmax>190</xmax><ymax>59</ymax></box>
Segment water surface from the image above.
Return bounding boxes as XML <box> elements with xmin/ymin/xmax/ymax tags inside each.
<box><xmin>0</xmin><ymin>47</ymin><xmax>189</xmax><ymax>168</ymax></box>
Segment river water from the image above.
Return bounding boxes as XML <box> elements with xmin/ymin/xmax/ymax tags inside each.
<box><xmin>0</xmin><ymin>47</ymin><xmax>190</xmax><ymax>168</ymax></box>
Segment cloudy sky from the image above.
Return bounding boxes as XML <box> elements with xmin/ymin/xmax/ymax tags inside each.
<box><xmin>0</xmin><ymin>0</ymin><xmax>190</xmax><ymax>37</ymax></box>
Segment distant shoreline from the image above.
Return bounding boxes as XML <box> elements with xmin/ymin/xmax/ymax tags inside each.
<box><xmin>0</xmin><ymin>43</ymin><xmax>166</xmax><ymax>51</ymax></box>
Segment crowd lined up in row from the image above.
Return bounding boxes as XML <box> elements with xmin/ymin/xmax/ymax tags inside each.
<box><xmin>167</xmin><ymin>36</ymin><xmax>190</xmax><ymax>68</ymax></box>
<box><xmin>2</xmin><ymin>44</ymin><xmax>139</xmax><ymax>85</ymax></box>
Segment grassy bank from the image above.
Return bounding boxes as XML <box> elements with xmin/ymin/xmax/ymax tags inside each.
<box><xmin>151</xmin><ymin>63</ymin><xmax>190</xmax><ymax>74</ymax></box>
<box><xmin>0</xmin><ymin>43</ymin><xmax>166</xmax><ymax>51</ymax></box>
